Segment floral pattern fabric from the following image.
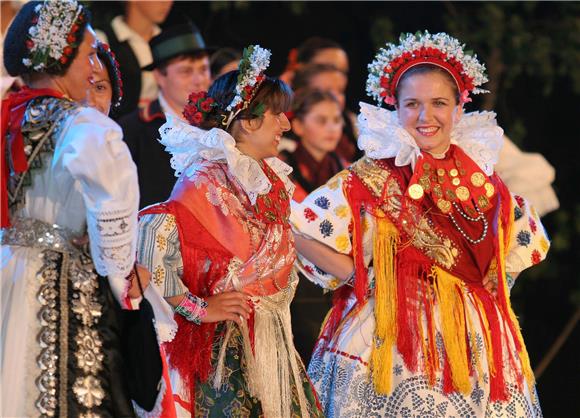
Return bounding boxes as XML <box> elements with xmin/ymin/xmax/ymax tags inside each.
<box><xmin>291</xmin><ymin>162</ymin><xmax>549</xmax><ymax>418</ymax></box>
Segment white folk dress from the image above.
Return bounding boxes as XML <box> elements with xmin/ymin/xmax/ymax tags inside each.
<box><xmin>1</xmin><ymin>97</ymin><xmax>140</xmax><ymax>417</ymax></box>
<box><xmin>291</xmin><ymin>103</ymin><xmax>550</xmax><ymax>418</ymax></box>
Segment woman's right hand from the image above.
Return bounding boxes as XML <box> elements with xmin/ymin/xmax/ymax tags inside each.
<box><xmin>201</xmin><ymin>291</ymin><xmax>252</xmax><ymax>326</ymax></box>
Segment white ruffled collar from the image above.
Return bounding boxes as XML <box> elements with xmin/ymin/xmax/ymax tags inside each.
<box><xmin>158</xmin><ymin>115</ymin><xmax>295</xmax><ymax>204</ymax></box>
<box><xmin>356</xmin><ymin>102</ymin><xmax>504</xmax><ymax>175</ymax></box>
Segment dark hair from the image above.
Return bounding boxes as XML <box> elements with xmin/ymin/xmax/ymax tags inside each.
<box><xmin>4</xmin><ymin>1</ymin><xmax>91</xmax><ymax>77</ymax></box>
<box><xmin>395</xmin><ymin>64</ymin><xmax>460</xmax><ymax>104</ymax></box>
<box><xmin>292</xmin><ymin>88</ymin><xmax>341</xmax><ymax>121</ymax></box>
<box><xmin>292</xmin><ymin>63</ymin><xmax>344</xmax><ymax>91</ymax></box>
<box><xmin>156</xmin><ymin>51</ymin><xmax>209</xmax><ymax>75</ymax></box>
<box><xmin>97</xmin><ymin>43</ymin><xmax>123</xmax><ymax>110</ymax></box>
<box><xmin>296</xmin><ymin>37</ymin><xmax>343</xmax><ymax>64</ymax></box>
<box><xmin>210</xmin><ymin>48</ymin><xmax>241</xmax><ymax>77</ymax></box>
<box><xmin>199</xmin><ymin>71</ymin><xmax>292</xmax><ymax>131</ymax></box>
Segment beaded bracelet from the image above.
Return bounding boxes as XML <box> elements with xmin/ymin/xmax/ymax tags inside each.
<box><xmin>174</xmin><ymin>292</ymin><xmax>208</xmax><ymax>325</ymax></box>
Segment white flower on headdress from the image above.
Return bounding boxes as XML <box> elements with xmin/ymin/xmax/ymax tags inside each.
<box><xmin>367</xmin><ymin>31</ymin><xmax>489</xmax><ymax>106</ymax></box>
<box><xmin>22</xmin><ymin>0</ymin><xmax>84</xmax><ymax>70</ymax></box>
<box><xmin>225</xmin><ymin>45</ymin><xmax>271</xmax><ymax>112</ymax></box>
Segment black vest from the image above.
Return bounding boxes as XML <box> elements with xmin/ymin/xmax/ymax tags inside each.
<box><xmin>101</xmin><ymin>24</ymin><xmax>143</xmax><ymax>119</ymax></box>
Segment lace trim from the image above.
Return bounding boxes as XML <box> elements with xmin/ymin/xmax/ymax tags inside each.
<box><xmin>357</xmin><ymin>102</ymin><xmax>504</xmax><ymax>175</ymax></box>
<box><xmin>158</xmin><ymin>115</ymin><xmax>294</xmax><ymax>204</ymax></box>
<box><xmin>87</xmin><ymin>206</ymin><xmax>136</xmax><ymax>278</ymax></box>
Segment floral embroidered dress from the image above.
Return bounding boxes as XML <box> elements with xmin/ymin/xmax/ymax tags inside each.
<box><xmin>1</xmin><ymin>95</ymin><xmax>140</xmax><ymax>417</ymax></box>
<box><xmin>291</xmin><ymin>103</ymin><xmax>550</xmax><ymax>417</ymax></box>
<box><xmin>136</xmin><ymin>116</ymin><xmax>323</xmax><ymax>417</ymax></box>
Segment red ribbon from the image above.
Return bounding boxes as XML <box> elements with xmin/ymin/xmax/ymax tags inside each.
<box><xmin>1</xmin><ymin>87</ymin><xmax>64</xmax><ymax>227</ymax></box>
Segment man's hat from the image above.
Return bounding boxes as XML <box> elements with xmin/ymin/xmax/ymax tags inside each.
<box><xmin>142</xmin><ymin>23</ymin><xmax>215</xmax><ymax>71</ymax></box>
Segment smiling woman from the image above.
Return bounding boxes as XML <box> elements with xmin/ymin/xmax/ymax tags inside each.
<box><xmin>292</xmin><ymin>31</ymin><xmax>550</xmax><ymax>417</ymax></box>
<box><xmin>1</xmin><ymin>1</ymin><xmax>141</xmax><ymax>417</ymax></box>
<box><xmin>396</xmin><ymin>66</ymin><xmax>463</xmax><ymax>155</ymax></box>
<box><xmin>134</xmin><ymin>45</ymin><xmax>324</xmax><ymax>417</ymax></box>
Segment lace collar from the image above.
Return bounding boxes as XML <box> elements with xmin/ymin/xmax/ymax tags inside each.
<box><xmin>158</xmin><ymin>115</ymin><xmax>295</xmax><ymax>204</ymax></box>
<box><xmin>356</xmin><ymin>102</ymin><xmax>504</xmax><ymax>175</ymax></box>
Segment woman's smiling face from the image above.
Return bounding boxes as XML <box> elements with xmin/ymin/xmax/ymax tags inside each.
<box><xmin>396</xmin><ymin>70</ymin><xmax>462</xmax><ymax>155</ymax></box>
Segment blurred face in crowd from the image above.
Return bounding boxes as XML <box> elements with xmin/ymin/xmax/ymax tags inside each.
<box><xmin>237</xmin><ymin>110</ymin><xmax>291</xmax><ymax>160</ymax></box>
<box><xmin>311</xmin><ymin>47</ymin><xmax>349</xmax><ymax>74</ymax></box>
<box><xmin>215</xmin><ymin>60</ymin><xmax>239</xmax><ymax>80</ymax></box>
<box><xmin>57</xmin><ymin>27</ymin><xmax>102</xmax><ymax>102</ymax></box>
<box><xmin>127</xmin><ymin>0</ymin><xmax>173</xmax><ymax>25</ymax></box>
<box><xmin>86</xmin><ymin>61</ymin><xmax>113</xmax><ymax>115</ymax></box>
<box><xmin>292</xmin><ymin>99</ymin><xmax>343</xmax><ymax>161</ymax></box>
<box><xmin>154</xmin><ymin>54</ymin><xmax>211</xmax><ymax>115</ymax></box>
<box><xmin>396</xmin><ymin>70</ymin><xmax>462</xmax><ymax>155</ymax></box>
<box><xmin>307</xmin><ymin>70</ymin><xmax>347</xmax><ymax>110</ymax></box>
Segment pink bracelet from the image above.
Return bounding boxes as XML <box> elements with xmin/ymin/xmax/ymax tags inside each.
<box><xmin>174</xmin><ymin>292</ymin><xmax>207</xmax><ymax>324</ymax></box>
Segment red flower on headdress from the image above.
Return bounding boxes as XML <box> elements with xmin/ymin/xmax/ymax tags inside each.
<box><xmin>63</xmin><ymin>46</ymin><xmax>73</xmax><ymax>56</ymax></box>
<box><xmin>59</xmin><ymin>56</ymin><xmax>68</xmax><ymax>64</ymax></box>
<box><xmin>67</xmin><ymin>34</ymin><xmax>76</xmax><ymax>44</ymax></box>
<box><xmin>201</xmin><ymin>98</ymin><xmax>214</xmax><ymax>112</ymax></box>
<box><xmin>191</xmin><ymin>112</ymin><xmax>203</xmax><ymax>125</ymax></box>
<box><xmin>183</xmin><ymin>90</ymin><xmax>215</xmax><ymax>127</ymax></box>
<box><xmin>25</xmin><ymin>40</ymin><xmax>34</xmax><ymax>49</ymax></box>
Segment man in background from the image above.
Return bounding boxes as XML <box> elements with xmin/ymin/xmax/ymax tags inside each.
<box><xmin>120</xmin><ymin>23</ymin><xmax>213</xmax><ymax>209</ymax></box>
<box><xmin>97</xmin><ymin>0</ymin><xmax>173</xmax><ymax>116</ymax></box>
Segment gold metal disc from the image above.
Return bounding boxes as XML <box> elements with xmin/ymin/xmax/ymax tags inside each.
<box><xmin>478</xmin><ymin>195</ymin><xmax>490</xmax><ymax>209</ymax></box>
<box><xmin>419</xmin><ymin>176</ymin><xmax>431</xmax><ymax>191</ymax></box>
<box><xmin>456</xmin><ymin>186</ymin><xmax>470</xmax><ymax>201</ymax></box>
<box><xmin>484</xmin><ymin>182</ymin><xmax>495</xmax><ymax>198</ymax></box>
<box><xmin>471</xmin><ymin>172</ymin><xmax>486</xmax><ymax>187</ymax></box>
<box><xmin>445</xmin><ymin>189</ymin><xmax>457</xmax><ymax>200</ymax></box>
<box><xmin>408</xmin><ymin>183</ymin><xmax>424</xmax><ymax>200</ymax></box>
<box><xmin>437</xmin><ymin>168</ymin><xmax>446</xmax><ymax>177</ymax></box>
<box><xmin>437</xmin><ymin>199</ymin><xmax>452</xmax><ymax>213</ymax></box>
<box><xmin>451</xmin><ymin>177</ymin><xmax>460</xmax><ymax>186</ymax></box>
<box><xmin>449</xmin><ymin>168</ymin><xmax>459</xmax><ymax>177</ymax></box>
<box><xmin>432</xmin><ymin>184</ymin><xmax>443</xmax><ymax>197</ymax></box>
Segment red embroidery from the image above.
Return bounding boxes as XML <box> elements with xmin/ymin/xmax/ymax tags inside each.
<box><xmin>304</xmin><ymin>207</ymin><xmax>318</xmax><ymax>222</ymax></box>
<box><xmin>531</xmin><ymin>249</ymin><xmax>542</xmax><ymax>265</ymax></box>
<box><xmin>529</xmin><ymin>217</ymin><xmax>537</xmax><ymax>234</ymax></box>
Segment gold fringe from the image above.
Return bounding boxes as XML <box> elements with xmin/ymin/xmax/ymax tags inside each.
<box><xmin>432</xmin><ymin>266</ymin><xmax>471</xmax><ymax>394</ymax></box>
<box><xmin>371</xmin><ymin>217</ymin><xmax>398</xmax><ymax>394</ymax></box>
<box><xmin>497</xmin><ymin>217</ymin><xmax>536</xmax><ymax>393</ymax></box>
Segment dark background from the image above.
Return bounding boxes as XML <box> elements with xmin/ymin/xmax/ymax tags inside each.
<box><xmin>91</xmin><ymin>2</ymin><xmax>580</xmax><ymax>416</ymax></box>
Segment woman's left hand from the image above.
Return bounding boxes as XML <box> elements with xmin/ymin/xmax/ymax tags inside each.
<box><xmin>482</xmin><ymin>274</ymin><xmax>498</xmax><ymax>296</ymax></box>
<box><xmin>127</xmin><ymin>264</ymin><xmax>151</xmax><ymax>299</ymax></box>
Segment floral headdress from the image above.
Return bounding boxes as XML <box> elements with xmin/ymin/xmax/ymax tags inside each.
<box><xmin>367</xmin><ymin>31</ymin><xmax>488</xmax><ymax>106</ymax></box>
<box><xmin>221</xmin><ymin>44</ymin><xmax>271</xmax><ymax>128</ymax></box>
<box><xmin>22</xmin><ymin>1</ymin><xmax>88</xmax><ymax>73</ymax></box>
<box><xmin>182</xmin><ymin>44</ymin><xmax>271</xmax><ymax>129</ymax></box>
<box><xmin>97</xmin><ymin>42</ymin><xmax>124</xmax><ymax>109</ymax></box>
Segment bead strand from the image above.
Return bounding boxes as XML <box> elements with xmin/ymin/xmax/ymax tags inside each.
<box><xmin>448</xmin><ymin>201</ymin><xmax>488</xmax><ymax>244</ymax></box>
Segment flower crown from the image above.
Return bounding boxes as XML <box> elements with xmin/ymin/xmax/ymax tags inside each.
<box><xmin>22</xmin><ymin>0</ymin><xmax>87</xmax><ymax>73</ymax></box>
<box><xmin>222</xmin><ymin>44</ymin><xmax>271</xmax><ymax>128</ymax></box>
<box><xmin>367</xmin><ymin>31</ymin><xmax>489</xmax><ymax>106</ymax></box>
<box><xmin>97</xmin><ymin>42</ymin><xmax>123</xmax><ymax>109</ymax></box>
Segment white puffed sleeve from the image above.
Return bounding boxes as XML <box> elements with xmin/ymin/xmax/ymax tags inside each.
<box><xmin>59</xmin><ymin>107</ymin><xmax>139</xmax><ymax>303</ymax></box>
<box><xmin>505</xmin><ymin>193</ymin><xmax>550</xmax><ymax>278</ymax></box>
<box><xmin>495</xmin><ymin>136</ymin><xmax>559</xmax><ymax>216</ymax></box>
<box><xmin>290</xmin><ymin>170</ymin><xmax>375</xmax><ymax>290</ymax></box>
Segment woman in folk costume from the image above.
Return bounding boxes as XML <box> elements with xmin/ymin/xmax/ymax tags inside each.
<box><xmin>136</xmin><ymin>46</ymin><xmax>324</xmax><ymax>417</ymax></box>
<box><xmin>0</xmin><ymin>1</ymin><xmax>153</xmax><ymax>416</ymax></box>
<box><xmin>291</xmin><ymin>32</ymin><xmax>550</xmax><ymax>417</ymax></box>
